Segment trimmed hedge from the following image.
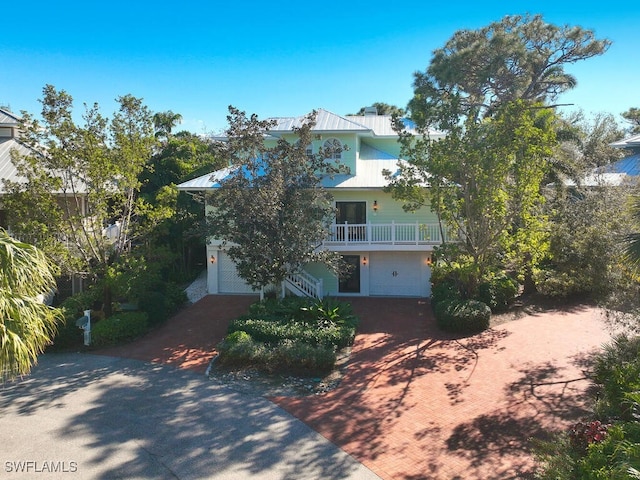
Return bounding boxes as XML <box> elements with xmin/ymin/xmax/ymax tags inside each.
<box><xmin>435</xmin><ymin>299</ymin><xmax>491</xmax><ymax>334</ymax></box>
<box><xmin>91</xmin><ymin>312</ymin><xmax>149</xmax><ymax>347</ymax></box>
<box><xmin>217</xmin><ymin>297</ymin><xmax>357</xmax><ymax>375</ymax></box>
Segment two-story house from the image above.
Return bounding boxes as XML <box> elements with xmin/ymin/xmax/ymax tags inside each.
<box><xmin>177</xmin><ymin>108</ymin><xmax>447</xmax><ymax>298</ymax></box>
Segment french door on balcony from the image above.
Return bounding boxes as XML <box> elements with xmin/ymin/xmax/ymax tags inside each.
<box><xmin>335</xmin><ymin>201</ymin><xmax>366</xmax><ymax>241</ymax></box>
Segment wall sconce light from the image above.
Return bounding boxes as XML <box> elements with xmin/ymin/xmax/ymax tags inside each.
<box><xmin>425</xmin><ymin>254</ymin><xmax>433</xmax><ymax>266</ymax></box>
<box><xmin>210</xmin><ymin>255</ymin><xmax>216</xmax><ymax>264</ymax></box>
<box><xmin>362</xmin><ymin>256</ymin><xmax>368</xmax><ymax>265</ymax></box>
<box><xmin>372</xmin><ymin>200</ymin><xmax>378</xmax><ymax>212</ymax></box>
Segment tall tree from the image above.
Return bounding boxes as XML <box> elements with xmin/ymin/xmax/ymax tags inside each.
<box><xmin>0</xmin><ymin>230</ymin><xmax>62</xmax><ymax>381</ymax></box>
<box><xmin>389</xmin><ymin>14</ymin><xmax>610</xmax><ymax>293</ymax></box>
<box><xmin>2</xmin><ymin>85</ymin><xmax>161</xmax><ymax>314</ymax></box>
<box><xmin>153</xmin><ymin>110</ymin><xmax>183</xmax><ymax>141</ymax></box>
<box><xmin>350</xmin><ymin>103</ymin><xmax>406</xmax><ymax>117</ymax></box>
<box><xmin>622</xmin><ymin>107</ymin><xmax>640</xmax><ymax>135</ymax></box>
<box><xmin>207</xmin><ymin>107</ymin><xmax>345</xmax><ymax>293</ymax></box>
<box><xmin>140</xmin><ymin>130</ymin><xmax>226</xmax><ymax>279</ymax></box>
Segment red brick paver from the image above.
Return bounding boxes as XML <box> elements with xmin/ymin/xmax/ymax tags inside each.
<box><xmin>96</xmin><ymin>295</ymin><xmax>257</xmax><ymax>372</ymax></box>
<box><xmin>98</xmin><ymin>295</ymin><xmax>612</xmax><ymax>479</ymax></box>
<box><xmin>273</xmin><ymin>298</ymin><xmax>612</xmax><ymax>479</ymax></box>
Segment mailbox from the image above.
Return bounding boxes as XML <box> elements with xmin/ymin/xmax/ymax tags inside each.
<box><xmin>76</xmin><ymin>309</ymin><xmax>91</xmax><ymax>346</ymax></box>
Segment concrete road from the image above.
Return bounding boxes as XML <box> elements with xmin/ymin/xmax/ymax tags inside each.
<box><xmin>0</xmin><ymin>353</ymin><xmax>380</xmax><ymax>480</ymax></box>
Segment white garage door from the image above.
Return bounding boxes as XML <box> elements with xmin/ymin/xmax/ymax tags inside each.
<box><xmin>369</xmin><ymin>252</ymin><xmax>428</xmax><ymax>297</ymax></box>
<box><xmin>218</xmin><ymin>252</ymin><xmax>256</xmax><ymax>294</ymax></box>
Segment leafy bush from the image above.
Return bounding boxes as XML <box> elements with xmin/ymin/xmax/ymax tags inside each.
<box><xmin>271</xmin><ymin>340</ymin><xmax>336</xmax><ymax>373</ymax></box>
<box><xmin>217</xmin><ymin>331</ymin><xmax>269</xmax><ymax>365</ymax></box>
<box><xmin>48</xmin><ymin>290</ymin><xmax>102</xmax><ymax>351</ymax></box>
<box><xmin>535</xmin><ymin>335</ymin><xmax>640</xmax><ymax>479</ymax></box>
<box><xmin>218</xmin><ymin>297</ymin><xmax>357</xmax><ymax>375</ymax></box>
<box><xmin>91</xmin><ymin>312</ymin><xmax>149</xmax><ymax>347</ymax></box>
<box><xmin>477</xmin><ymin>273</ymin><xmax>518</xmax><ymax>312</ymax></box>
<box><xmin>138</xmin><ymin>282</ymin><xmax>187</xmax><ymax>326</ymax></box>
<box><xmin>591</xmin><ymin>334</ymin><xmax>640</xmax><ymax>420</ymax></box>
<box><xmin>435</xmin><ymin>299</ymin><xmax>491</xmax><ymax>333</ymax></box>
<box><xmin>430</xmin><ymin>278</ymin><xmax>462</xmax><ymax>309</ymax></box>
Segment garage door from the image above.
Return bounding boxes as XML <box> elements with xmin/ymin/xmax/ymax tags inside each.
<box><xmin>369</xmin><ymin>252</ymin><xmax>428</xmax><ymax>297</ymax></box>
<box><xmin>218</xmin><ymin>252</ymin><xmax>256</xmax><ymax>294</ymax></box>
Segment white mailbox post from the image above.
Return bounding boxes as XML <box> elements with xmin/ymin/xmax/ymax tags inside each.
<box><xmin>75</xmin><ymin>309</ymin><xmax>92</xmax><ymax>346</ymax></box>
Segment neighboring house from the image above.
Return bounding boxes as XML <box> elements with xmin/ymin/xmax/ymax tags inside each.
<box><xmin>607</xmin><ymin>133</ymin><xmax>640</xmax><ymax>180</ymax></box>
<box><xmin>563</xmin><ymin>133</ymin><xmax>640</xmax><ymax>187</ymax></box>
<box><xmin>0</xmin><ymin>107</ymin><xmax>90</xmax><ymax>294</ymax></box>
<box><xmin>177</xmin><ymin>108</ymin><xmax>447</xmax><ymax>298</ymax></box>
<box><xmin>0</xmin><ymin>108</ymin><xmax>29</xmax><ymax>229</ymax></box>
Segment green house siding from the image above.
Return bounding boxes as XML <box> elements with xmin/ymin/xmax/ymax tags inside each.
<box><xmin>331</xmin><ymin>190</ymin><xmax>438</xmax><ymax>225</ymax></box>
<box><xmin>304</xmin><ymin>262</ymin><xmax>339</xmax><ymax>297</ymax></box>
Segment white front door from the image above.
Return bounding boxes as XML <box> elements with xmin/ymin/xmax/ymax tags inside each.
<box><xmin>369</xmin><ymin>252</ymin><xmax>430</xmax><ymax>297</ymax></box>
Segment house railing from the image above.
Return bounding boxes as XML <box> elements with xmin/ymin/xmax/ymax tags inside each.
<box><xmin>326</xmin><ymin>221</ymin><xmax>449</xmax><ymax>246</ymax></box>
<box><xmin>284</xmin><ymin>270</ymin><xmax>324</xmax><ymax>299</ymax></box>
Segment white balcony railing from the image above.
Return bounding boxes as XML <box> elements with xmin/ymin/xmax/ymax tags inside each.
<box><xmin>326</xmin><ymin>222</ymin><xmax>449</xmax><ymax>246</ymax></box>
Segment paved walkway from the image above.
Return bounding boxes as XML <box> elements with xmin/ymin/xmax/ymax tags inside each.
<box><xmin>97</xmin><ymin>295</ymin><xmax>613</xmax><ymax>479</ymax></box>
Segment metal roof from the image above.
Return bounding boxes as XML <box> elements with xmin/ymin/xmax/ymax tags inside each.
<box><xmin>266</xmin><ymin>108</ymin><xmax>436</xmax><ymax>138</ymax></box>
<box><xmin>0</xmin><ymin>108</ymin><xmax>20</xmax><ymax>126</ymax></box>
<box><xmin>0</xmin><ymin>138</ymin><xmax>31</xmax><ymax>192</ymax></box>
<box><xmin>176</xmin><ymin>142</ymin><xmax>423</xmax><ymax>191</ymax></box>
<box><xmin>563</xmin><ymin>172</ymin><xmax>631</xmax><ymax>187</ymax></box>
<box><xmin>175</xmin><ymin>166</ymin><xmax>237</xmax><ymax>191</ymax></box>
<box><xmin>610</xmin><ymin>134</ymin><xmax>640</xmax><ymax>149</ymax></box>
<box><xmin>604</xmin><ymin>152</ymin><xmax>640</xmax><ymax>176</ymax></box>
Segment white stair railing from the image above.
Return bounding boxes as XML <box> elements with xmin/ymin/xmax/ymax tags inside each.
<box><xmin>284</xmin><ymin>270</ymin><xmax>323</xmax><ymax>299</ymax></box>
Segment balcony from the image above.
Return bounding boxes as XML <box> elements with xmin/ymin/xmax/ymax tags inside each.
<box><xmin>325</xmin><ymin>222</ymin><xmax>449</xmax><ymax>249</ymax></box>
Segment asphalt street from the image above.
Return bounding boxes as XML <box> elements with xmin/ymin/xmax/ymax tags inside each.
<box><xmin>0</xmin><ymin>353</ymin><xmax>380</xmax><ymax>480</ymax></box>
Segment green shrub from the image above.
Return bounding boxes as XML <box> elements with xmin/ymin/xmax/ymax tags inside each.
<box><xmin>48</xmin><ymin>311</ymin><xmax>85</xmax><ymax>351</ymax></box>
<box><xmin>477</xmin><ymin>274</ymin><xmax>518</xmax><ymax>312</ymax></box>
<box><xmin>435</xmin><ymin>299</ymin><xmax>491</xmax><ymax>333</ymax></box>
<box><xmin>430</xmin><ymin>278</ymin><xmax>462</xmax><ymax>309</ymax></box>
<box><xmin>138</xmin><ymin>282</ymin><xmax>187</xmax><ymax>325</ymax></box>
<box><xmin>591</xmin><ymin>334</ymin><xmax>640</xmax><ymax>420</ymax></box>
<box><xmin>217</xmin><ymin>331</ymin><xmax>269</xmax><ymax>366</ymax></box>
<box><xmin>91</xmin><ymin>312</ymin><xmax>149</xmax><ymax>347</ymax></box>
<box><xmin>48</xmin><ymin>290</ymin><xmax>102</xmax><ymax>351</ymax></box>
<box><xmin>534</xmin><ymin>336</ymin><xmax>640</xmax><ymax>479</ymax></box>
<box><xmin>272</xmin><ymin>340</ymin><xmax>336</xmax><ymax>374</ymax></box>
<box><xmin>219</xmin><ymin>297</ymin><xmax>357</xmax><ymax>375</ymax></box>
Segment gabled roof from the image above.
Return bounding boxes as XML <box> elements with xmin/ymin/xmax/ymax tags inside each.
<box><xmin>610</xmin><ymin>133</ymin><xmax>640</xmax><ymax>149</ymax></box>
<box><xmin>0</xmin><ymin>137</ymin><xmax>31</xmax><ymax>192</ymax></box>
<box><xmin>266</xmin><ymin>108</ymin><xmax>432</xmax><ymax>138</ymax></box>
<box><xmin>0</xmin><ymin>108</ymin><xmax>20</xmax><ymax>126</ymax></box>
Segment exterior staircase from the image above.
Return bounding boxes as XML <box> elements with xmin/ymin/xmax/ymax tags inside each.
<box><xmin>283</xmin><ymin>270</ymin><xmax>324</xmax><ymax>299</ymax></box>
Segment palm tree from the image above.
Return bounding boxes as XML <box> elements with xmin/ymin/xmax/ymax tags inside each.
<box><xmin>0</xmin><ymin>230</ymin><xmax>62</xmax><ymax>381</ymax></box>
<box><xmin>153</xmin><ymin>110</ymin><xmax>183</xmax><ymax>140</ymax></box>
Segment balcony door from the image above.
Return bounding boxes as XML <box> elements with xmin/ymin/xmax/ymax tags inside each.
<box><xmin>336</xmin><ymin>202</ymin><xmax>366</xmax><ymax>241</ymax></box>
<box><xmin>336</xmin><ymin>201</ymin><xmax>366</xmax><ymax>225</ymax></box>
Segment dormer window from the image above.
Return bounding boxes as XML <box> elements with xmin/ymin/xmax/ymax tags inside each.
<box><xmin>323</xmin><ymin>138</ymin><xmax>342</xmax><ymax>160</ymax></box>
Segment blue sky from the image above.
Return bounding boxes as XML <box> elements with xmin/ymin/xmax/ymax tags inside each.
<box><xmin>2</xmin><ymin>1</ymin><xmax>638</xmax><ymax>134</ymax></box>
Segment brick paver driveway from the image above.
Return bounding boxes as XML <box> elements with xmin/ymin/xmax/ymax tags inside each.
<box><xmin>99</xmin><ymin>295</ymin><xmax>612</xmax><ymax>479</ymax></box>
<box><xmin>273</xmin><ymin>298</ymin><xmax>612</xmax><ymax>479</ymax></box>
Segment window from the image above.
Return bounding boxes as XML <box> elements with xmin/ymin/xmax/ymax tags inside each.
<box><xmin>323</xmin><ymin>138</ymin><xmax>342</xmax><ymax>160</ymax></box>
